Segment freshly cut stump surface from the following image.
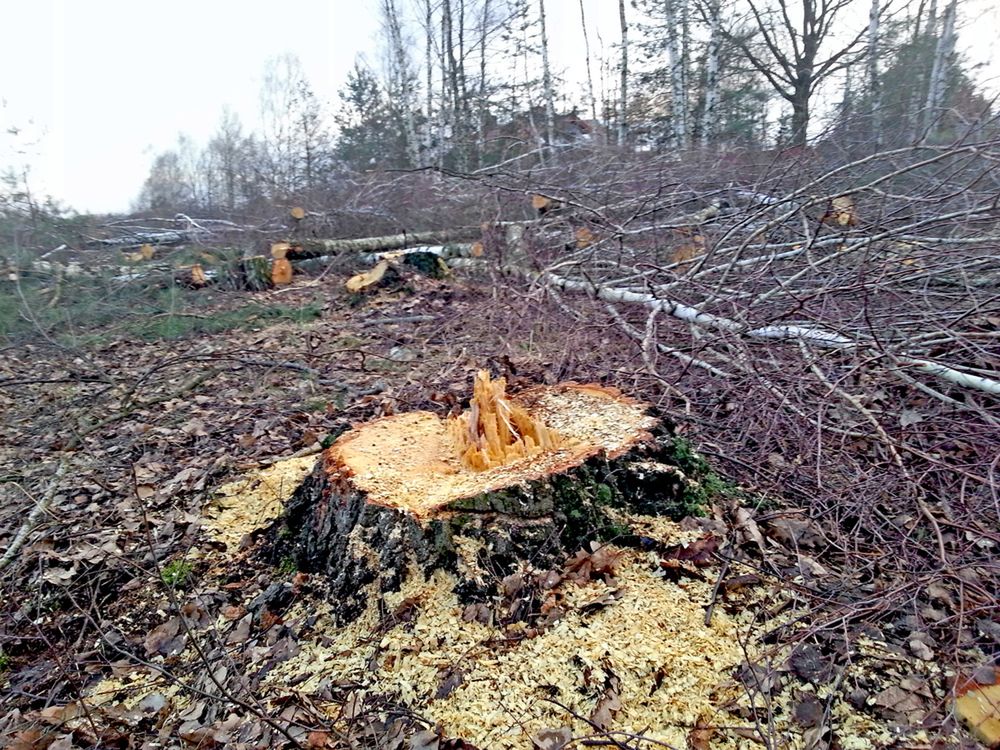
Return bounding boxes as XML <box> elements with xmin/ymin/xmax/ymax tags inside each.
<box><xmin>280</xmin><ymin>372</ymin><xmax>703</xmax><ymax>624</ymax></box>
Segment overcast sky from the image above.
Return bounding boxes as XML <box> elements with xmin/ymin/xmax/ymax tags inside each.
<box><xmin>0</xmin><ymin>0</ymin><xmax>996</xmax><ymax>214</ymax></box>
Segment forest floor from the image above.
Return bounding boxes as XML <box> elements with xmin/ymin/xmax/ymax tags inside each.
<box><xmin>0</xmin><ymin>256</ymin><xmax>994</xmax><ymax>749</ymax></box>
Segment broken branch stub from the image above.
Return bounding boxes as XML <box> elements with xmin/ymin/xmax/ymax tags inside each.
<box><xmin>279</xmin><ymin>372</ymin><xmax>707</xmax><ymax>624</ymax></box>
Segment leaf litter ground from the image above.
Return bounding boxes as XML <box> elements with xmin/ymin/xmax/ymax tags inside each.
<box><xmin>0</xmin><ymin>272</ymin><xmax>990</xmax><ymax>749</ymax></box>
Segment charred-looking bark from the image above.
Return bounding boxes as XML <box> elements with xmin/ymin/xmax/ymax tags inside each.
<box><xmin>277</xmin><ymin>374</ymin><xmax>712</xmax><ymax>625</ymax></box>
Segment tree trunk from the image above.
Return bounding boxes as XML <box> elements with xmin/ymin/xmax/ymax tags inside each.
<box><xmin>285</xmin><ymin>226</ymin><xmax>488</xmax><ymax>260</ymax></box>
<box><xmin>539</xmin><ymin>0</ymin><xmax>557</xmax><ymax>152</ymax></box>
<box><xmin>277</xmin><ymin>375</ymin><xmax>703</xmax><ymax>625</ymax></box>
<box><xmin>424</xmin><ymin>0</ymin><xmax>435</xmax><ymax>165</ymax></box>
<box><xmin>476</xmin><ymin>0</ymin><xmax>491</xmax><ymax>167</ymax></box>
<box><xmin>868</xmin><ymin>0</ymin><xmax>882</xmax><ymax>149</ymax></box>
<box><xmin>664</xmin><ymin>0</ymin><xmax>687</xmax><ymax>148</ymax></box>
<box><xmin>384</xmin><ymin>0</ymin><xmax>420</xmax><ymax>167</ymax></box>
<box><xmin>618</xmin><ymin>0</ymin><xmax>629</xmax><ymax>147</ymax></box>
<box><xmin>790</xmin><ymin>88</ymin><xmax>810</xmax><ymax>147</ymax></box>
<box><xmin>921</xmin><ymin>0</ymin><xmax>956</xmax><ymax>139</ymax></box>
<box><xmin>700</xmin><ymin>0</ymin><xmax>721</xmax><ymax>148</ymax></box>
<box><xmin>579</xmin><ymin>0</ymin><xmax>598</xmax><ymax>125</ymax></box>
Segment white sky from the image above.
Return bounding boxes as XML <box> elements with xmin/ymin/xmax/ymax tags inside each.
<box><xmin>0</xmin><ymin>0</ymin><xmax>995</xmax><ymax>214</ymax></box>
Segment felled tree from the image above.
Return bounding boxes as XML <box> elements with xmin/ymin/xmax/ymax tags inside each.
<box><xmin>278</xmin><ymin>371</ymin><xmax>711</xmax><ymax>623</ymax></box>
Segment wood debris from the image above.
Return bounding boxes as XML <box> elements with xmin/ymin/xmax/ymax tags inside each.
<box><xmin>201</xmin><ymin>455</ymin><xmax>317</xmax><ymax>549</ymax></box>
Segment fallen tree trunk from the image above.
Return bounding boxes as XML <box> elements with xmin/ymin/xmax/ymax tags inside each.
<box><xmin>89</xmin><ymin>230</ymin><xmax>201</xmax><ymax>249</ymax></box>
<box><xmin>276</xmin><ymin>371</ymin><xmax>706</xmax><ymax>625</ymax></box>
<box><xmin>286</xmin><ymin>227</ymin><xmax>487</xmax><ymax>260</ymax></box>
<box><xmin>536</xmin><ymin>269</ymin><xmax>1000</xmax><ymax>397</ymax></box>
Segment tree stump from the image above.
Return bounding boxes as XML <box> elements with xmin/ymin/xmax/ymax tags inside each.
<box><xmin>279</xmin><ymin>372</ymin><xmax>708</xmax><ymax>624</ymax></box>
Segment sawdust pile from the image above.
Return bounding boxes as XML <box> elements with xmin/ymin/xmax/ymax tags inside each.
<box><xmin>267</xmin><ymin>528</ymin><xmax>743</xmax><ymax>749</ymax></box>
<box><xmin>201</xmin><ymin>455</ymin><xmax>317</xmax><ymax>549</ymax></box>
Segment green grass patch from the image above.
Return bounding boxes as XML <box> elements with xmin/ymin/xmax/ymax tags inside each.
<box><xmin>131</xmin><ymin>300</ymin><xmax>322</xmax><ymax>341</ymax></box>
<box><xmin>0</xmin><ymin>274</ymin><xmax>323</xmax><ymax>346</ymax></box>
<box><xmin>160</xmin><ymin>559</ymin><xmax>194</xmax><ymax>588</ymax></box>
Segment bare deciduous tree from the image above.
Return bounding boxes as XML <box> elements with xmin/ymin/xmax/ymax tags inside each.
<box><xmin>726</xmin><ymin>0</ymin><xmax>875</xmax><ymax>145</ymax></box>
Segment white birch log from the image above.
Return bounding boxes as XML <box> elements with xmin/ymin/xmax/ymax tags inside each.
<box><xmin>539</xmin><ymin>270</ymin><xmax>1000</xmax><ymax>396</ymax></box>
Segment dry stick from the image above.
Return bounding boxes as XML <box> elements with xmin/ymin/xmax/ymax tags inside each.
<box><xmin>704</xmin><ymin>557</ymin><xmax>731</xmax><ymax>627</ymax></box>
<box><xmin>362</xmin><ymin>315</ymin><xmax>436</xmax><ymax>326</ymax></box>
<box><xmin>605</xmin><ymin>305</ymin><xmax>732</xmax><ymax>378</ymax></box>
<box><xmin>748</xmin><ymin>203</ymin><xmax>1000</xmax><ymax>308</ymax></box>
<box><xmin>67</xmin><ymin>593</ymin><xmax>314</xmax><ymax>748</ymax></box>
<box><xmin>699</xmin><ymin>141</ymin><xmax>997</xmax><ymax>288</ymax></box>
<box><xmin>0</xmin><ymin>459</ymin><xmax>68</xmax><ymax>571</ymax></box>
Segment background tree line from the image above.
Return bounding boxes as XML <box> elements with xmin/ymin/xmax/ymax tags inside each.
<box><xmin>135</xmin><ymin>0</ymin><xmax>992</xmax><ymax>215</ymax></box>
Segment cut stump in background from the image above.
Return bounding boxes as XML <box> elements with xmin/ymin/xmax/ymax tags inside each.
<box><xmin>279</xmin><ymin>371</ymin><xmax>706</xmax><ymax>624</ymax></box>
<box><xmin>345</xmin><ymin>252</ymin><xmax>449</xmax><ymax>294</ymax></box>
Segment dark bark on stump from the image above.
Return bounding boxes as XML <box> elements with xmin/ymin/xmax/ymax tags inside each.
<box><xmin>278</xmin><ymin>418</ymin><xmax>705</xmax><ymax>625</ymax></box>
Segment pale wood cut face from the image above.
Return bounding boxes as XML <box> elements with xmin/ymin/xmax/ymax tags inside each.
<box><xmin>326</xmin><ymin>381</ymin><xmax>657</xmax><ymax>518</ymax></box>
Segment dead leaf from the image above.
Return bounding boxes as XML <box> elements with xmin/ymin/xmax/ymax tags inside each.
<box><xmin>144</xmin><ymin>616</ymin><xmax>187</xmax><ymax>657</ymax></box>
<box><xmin>766</xmin><ymin>515</ymin><xmax>824</xmax><ymax>548</ymax></box>
<box><xmin>908</xmin><ymin>636</ymin><xmax>934</xmax><ymax>661</ymax></box>
<box><xmin>590</xmin><ymin>673</ymin><xmax>622</xmax><ymax>730</ymax></box>
<box><xmin>721</xmin><ymin>574</ymin><xmax>761</xmax><ymax>594</ymax></box>
<box><xmin>734</xmin><ymin>506</ymin><xmax>766</xmax><ymax>551</ymax></box>
<box><xmin>662</xmin><ymin>534</ymin><xmax>719</xmax><ymax>566</ymax></box>
<box><xmin>221</xmin><ymin>604</ymin><xmax>245</xmax><ymax>621</ymax></box>
<box><xmin>180</xmin><ymin>417</ymin><xmax>208</xmax><ymax>437</ymax></box>
<box><xmin>532</xmin><ymin>727</ymin><xmax>572</xmax><ymax>750</ymax></box>
<box><xmin>37</xmin><ymin>704</ymin><xmax>82</xmax><ymax>725</ymax></box>
<box><xmin>306</xmin><ymin>730</ymin><xmax>332</xmax><ymax>748</ymax></box>
<box><xmin>873</xmin><ymin>685</ymin><xmax>925</xmax><ymax>717</ymax></box>
<box><xmin>226</xmin><ymin>614</ymin><xmax>252</xmax><ymax>645</ymax></box>
<box><xmin>788</xmin><ymin>644</ymin><xmax>831</xmax><ymax>684</ymax></box>
<box><xmin>793</xmin><ymin>694</ymin><xmax>825</xmax><ymax>727</ymax></box>
<box><xmin>925</xmin><ymin>581</ymin><xmax>956</xmax><ymax>610</ymax></box>
<box><xmin>564</xmin><ymin>543</ymin><xmax>622</xmax><ymax>584</ymax></box>
<box><xmin>686</xmin><ymin>722</ymin><xmax>715</xmax><ymax>750</ymax></box>
<box><xmin>41</xmin><ymin>564</ymin><xmax>77</xmax><ymax>586</ymax></box>
<box><xmin>435</xmin><ymin>667</ymin><xmax>464</xmax><ymax>699</ymax></box>
<box><xmin>410</xmin><ymin>730</ymin><xmax>440</xmax><ymax>750</ymax></box>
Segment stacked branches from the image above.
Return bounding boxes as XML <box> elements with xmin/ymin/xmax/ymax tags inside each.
<box><xmin>468</xmin><ymin>132</ymin><xmax>1000</xmax><ymax>657</ymax></box>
